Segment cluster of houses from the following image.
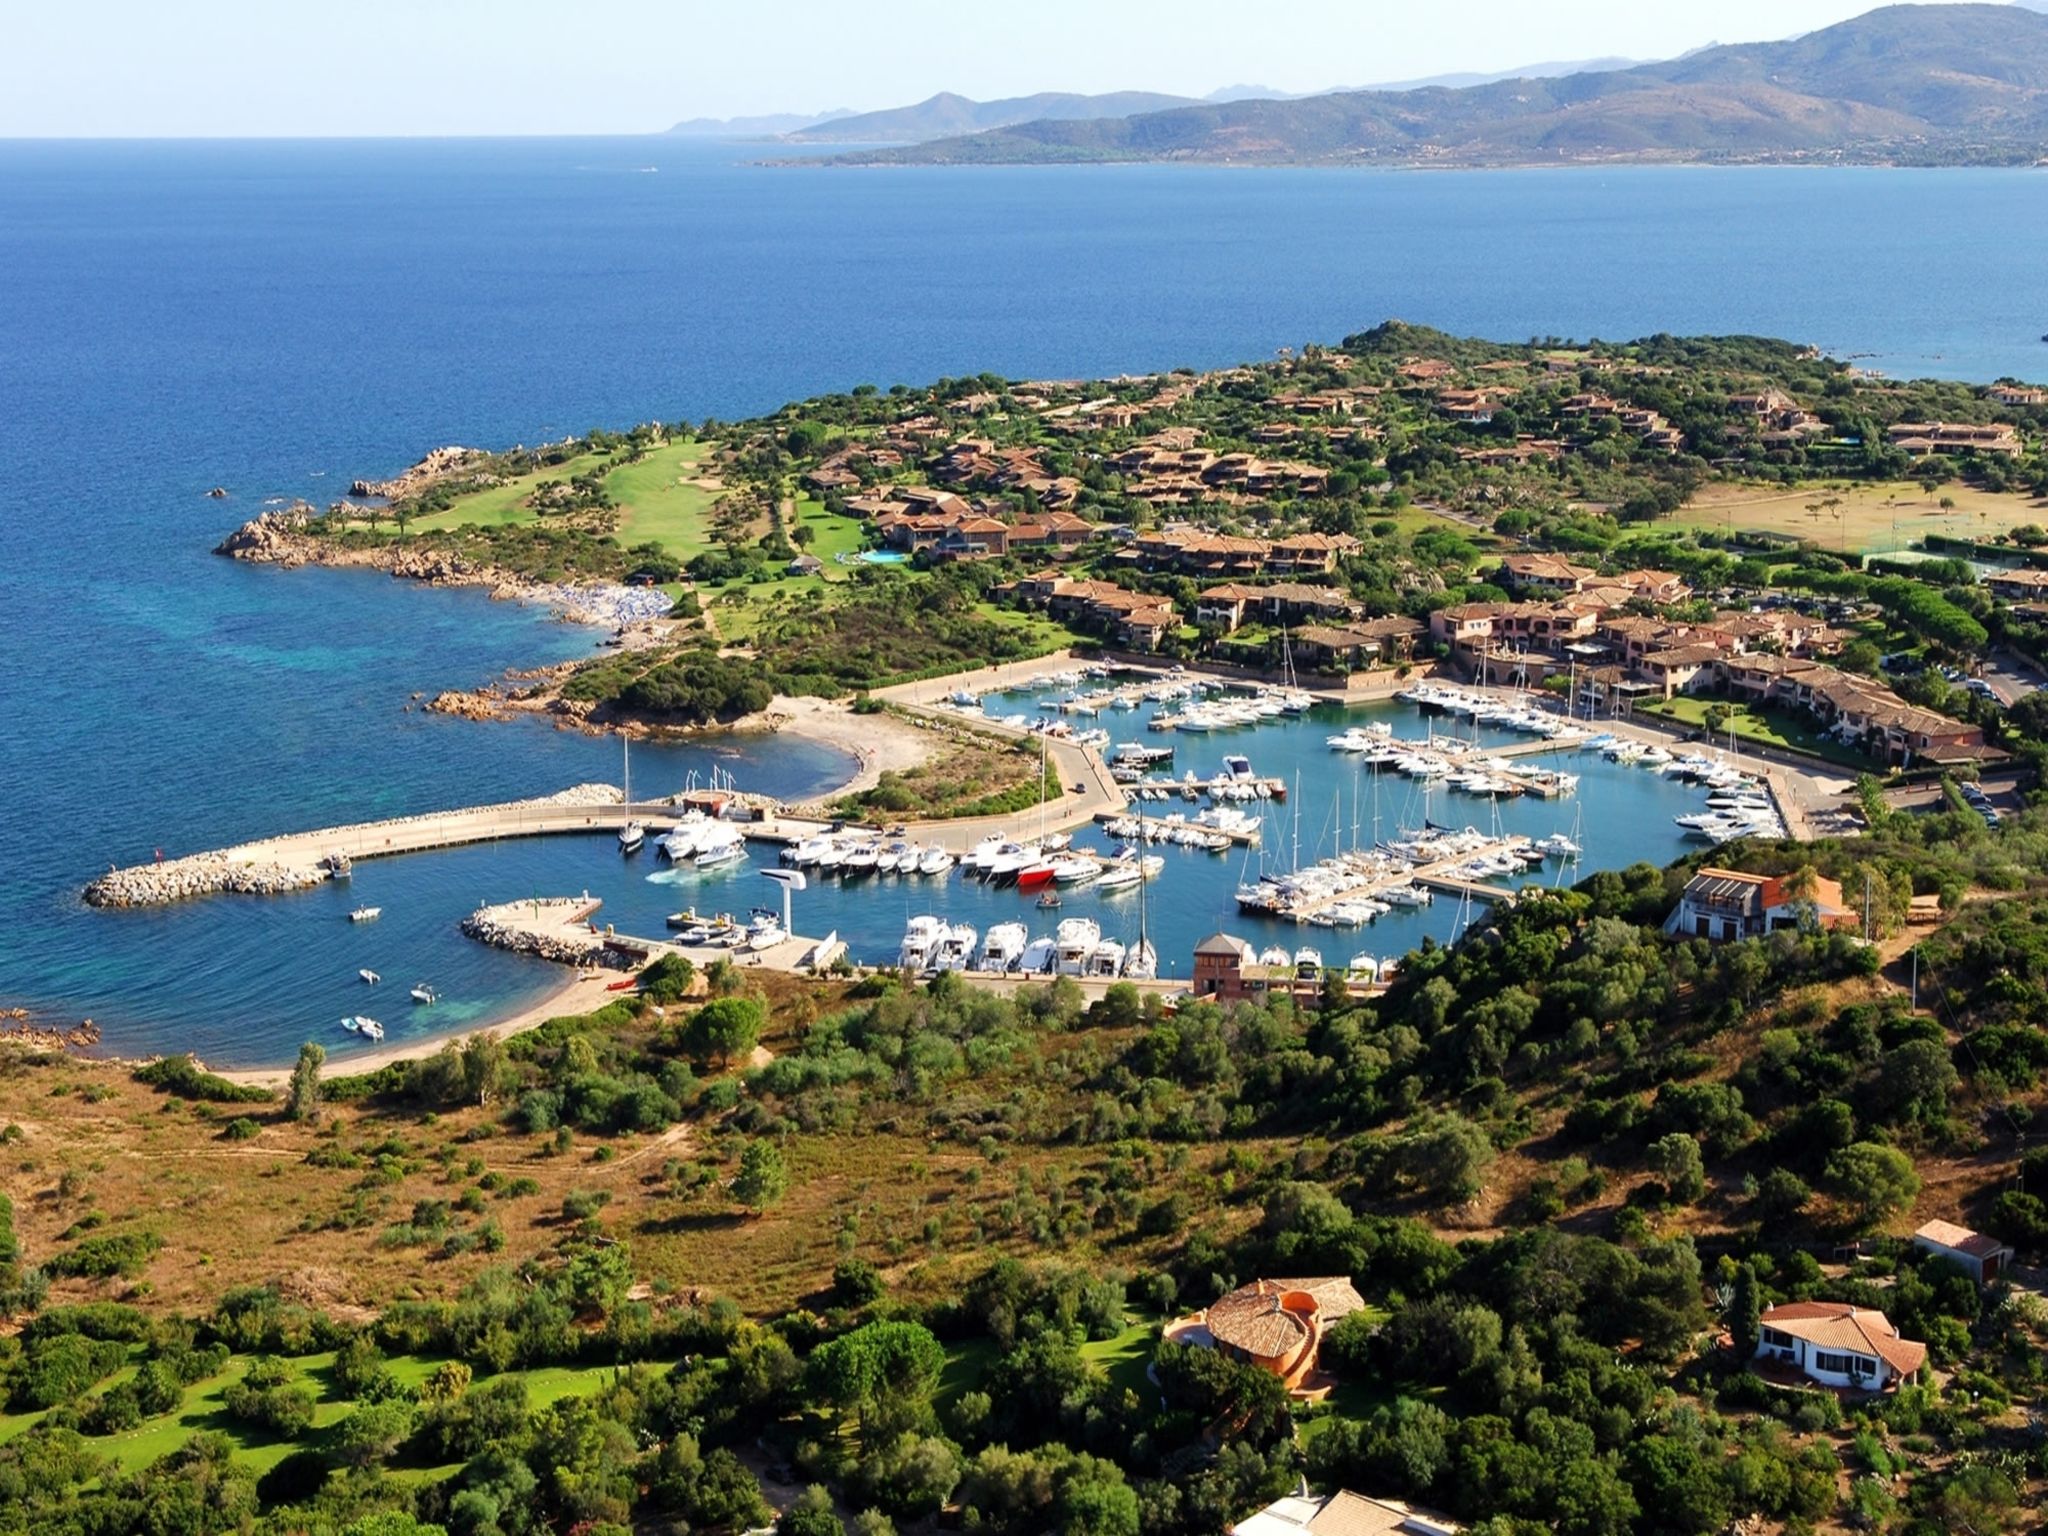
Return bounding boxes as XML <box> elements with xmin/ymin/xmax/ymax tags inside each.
<box><xmin>1421</xmin><ymin>554</ymin><xmax>1989</xmax><ymax>765</ymax></box>
<box><xmin>1107</xmin><ymin>431</ymin><xmax>1333</xmax><ymax>506</ymax></box>
<box><xmin>1121</xmin><ymin>523</ymin><xmax>1363</xmax><ymax>577</ymax></box>
<box><xmin>1004</xmin><ymin>575</ymin><xmax>1183</xmax><ymax>652</ymax></box>
<box><xmin>847</xmin><ymin>484</ymin><xmax>1104</xmax><ymax>561</ymax></box>
<box><xmin>1887</xmin><ymin>421</ymin><xmax>2023</xmax><ymax>457</ymax></box>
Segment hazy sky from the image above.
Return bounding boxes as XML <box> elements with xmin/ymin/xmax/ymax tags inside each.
<box><xmin>0</xmin><ymin>0</ymin><xmax>2011</xmax><ymax>137</ymax></box>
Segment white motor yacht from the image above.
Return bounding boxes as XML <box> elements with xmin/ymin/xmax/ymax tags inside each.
<box><xmin>899</xmin><ymin>915</ymin><xmax>947</xmax><ymax>971</ymax></box>
<box><xmin>1053</xmin><ymin>918</ymin><xmax>1102</xmax><ymax>976</ymax></box>
<box><xmin>977</xmin><ymin>922</ymin><xmax>1028</xmax><ymax>972</ymax></box>
<box><xmin>933</xmin><ymin>923</ymin><xmax>978</xmax><ymax>972</ymax></box>
<box><xmin>1018</xmin><ymin>936</ymin><xmax>1059</xmax><ymax>974</ymax></box>
<box><xmin>1085</xmin><ymin>939</ymin><xmax>1127</xmax><ymax>978</ymax></box>
<box><xmin>695</xmin><ymin>831</ymin><xmax>749</xmax><ymax>871</ymax></box>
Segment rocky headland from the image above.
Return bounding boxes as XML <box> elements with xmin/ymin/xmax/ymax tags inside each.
<box><xmin>347</xmin><ymin>445</ymin><xmax>489</xmax><ymax>501</ymax></box>
<box><xmin>213</xmin><ymin>506</ymin><xmax>676</xmax><ymax>631</ymax></box>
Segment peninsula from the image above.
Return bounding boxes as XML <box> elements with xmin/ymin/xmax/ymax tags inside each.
<box><xmin>221</xmin><ymin>319</ymin><xmax>2048</xmax><ymax>791</ymax></box>
<box><xmin>19</xmin><ymin>321</ymin><xmax>2048</xmax><ymax>1536</ymax></box>
<box><xmin>825</xmin><ymin>4</ymin><xmax>2048</xmax><ymax>168</ymax></box>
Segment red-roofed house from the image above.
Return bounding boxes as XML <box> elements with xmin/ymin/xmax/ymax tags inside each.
<box><xmin>1913</xmin><ymin>1220</ymin><xmax>2015</xmax><ymax>1285</ymax></box>
<box><xmin>1755</xmin><ymin>1302</ymin><xmax>1927</xmax><ymax>1391</ymax></box>
<box><xmin>1665</xmin><ymin>867</ymin><xmax>1854</xmax><ymax>942</ymax></box>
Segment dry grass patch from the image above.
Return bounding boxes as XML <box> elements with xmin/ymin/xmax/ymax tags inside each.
<box><xmin>1678</xmin><ymin>478</ymin><xmax>2048</xmax><ymax>553</ymax></box>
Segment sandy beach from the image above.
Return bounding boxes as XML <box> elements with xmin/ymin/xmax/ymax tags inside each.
<box><xmin>740</xmin><ymin>694</ymin><xmax>935</xmax><ymax>800</ymax></box>
<box><xmin>213</xmin><ymin>967</ymin><xmax>628</xmax><ymax>1089</ymax></box>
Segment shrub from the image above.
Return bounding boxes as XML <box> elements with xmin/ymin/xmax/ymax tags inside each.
<box><xmin>45</xmin><ymin>1230</ymin><xmax>161</xmax><ymax>1279</ymax></box>
<box><xmin>133</xmin><ymin>1056</ymin><xmax>272</xmax><ymax>1104</ymax></box>
<box><xmin>224</xmin><ymin>1378</ymin><xmax>317</xmax><ymax>1438</ymax></box>
<box><xmin>833</xmin><ymin>1258</ymin><xmax>885</xmax><ymax>1306</ymax></box>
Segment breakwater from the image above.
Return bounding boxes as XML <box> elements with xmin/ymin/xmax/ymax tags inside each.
<box><xmin>83</xmin><ymin>784</ymin><xmax>625</xmax><ymax>908</ymax></box>
<box><xmin>460</xmin><ymin>896</ymin><xmax>624</xmax><ymax>967</ymax></box>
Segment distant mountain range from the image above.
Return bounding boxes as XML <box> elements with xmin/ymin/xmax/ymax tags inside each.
<box><xmin>666</xmin><ymin>109</ymin><xmax>856</xmax><ymax>138</ymax></box>
<box><xmin>826</xmin><ymin>4</ymin><xmax>2048</xmax><ymax>168</ymax></box>
<box><xmin>667</xmin><ymin>90</ymin><xmax>1212</xmax><ymax>142</ymax></box>
<box><xmin>665</xmin><ymin>59</ymin><xmax>1660</xmax><ymax>143</ymax></box>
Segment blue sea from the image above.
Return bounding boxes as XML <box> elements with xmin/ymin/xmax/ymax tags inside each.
<box><xmin>4</xmin><ymin>138</ymin><xmax>2046</xmax><ymax>1065</ymax></box>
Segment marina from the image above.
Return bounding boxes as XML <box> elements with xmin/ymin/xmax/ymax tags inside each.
<box><xmin>68</xmin><ymin>661</ymin><xmax>1812</xmax><ymax>1065</ymax></box>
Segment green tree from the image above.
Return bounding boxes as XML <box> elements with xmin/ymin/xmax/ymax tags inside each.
<box><xmin>732</xmin><ymin>1138</ymin><xmax>789</xmax><ymax>1215</ymax></box>
<box><xmin>1726</xmin><ymin>1262</ymin><xmax>1761</xmax><ymax>1359</ymax></box>
<box><xmin>779</xmin><ymin>1483</ymin><xmax>844</xmax><ymax>1536</ymax></box>
<box><xmin>342</xmin><ymin>1517</ymin><xmax>445</xmax><ymax>1536</ymax></box>
<box><xmin>1646</xmin><ymin>1133</ymin><xmax>1706</xmax><ymax>1204</ymax></box>
<box><xmin>1825</xmin><ymin>1142</ymin><xmax>1921</xmax><ymax>1230</ymax></box>
<box><xmin>460</xmin><ymin>1033</ymin><xmax>507</xmax><ymax>1107</ymax></box>
<box><xmin>807</xmin><ymin>1320</ymin><xmax>947</xmax><ymax>1447</ymax></box>
<box><xmin>332</xmin><ymin>1400</ymin><xmax>415</xmax><ymax>1467</ymax></box>
<box><xmin>287</xmin><ymin>1041</ymin><xmax>325</xmax><ymax>1122</ymax></box>
<box><xmin>421</xmin><ymin>1360</ymin><xmax>471</xmax><ymax>1402</ymax></box>
<box><xmin>648</xmin><ymin>1433</ymin><xmax>772</xmax><ymax>1530</ymax></box>
<box><xmin>686</xmin><ymin>996</ymin><xmax>764</xmax><ymax>1067</ymax></box>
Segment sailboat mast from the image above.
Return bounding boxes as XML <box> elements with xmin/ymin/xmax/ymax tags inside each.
<box><xmin>1292</xmin><ymin>769</ymin><xmax>1301</xmax><ymax>875</ymax></box>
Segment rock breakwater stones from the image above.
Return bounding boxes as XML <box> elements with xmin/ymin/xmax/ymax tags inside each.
<box><xmin>82</xmin><ymin>784</ymin><xmax>626</xmax><ymax>908</ymax></box>
<box><xmin>460</xmin><ymin>897</ymin><xmax>622</xmax><ymax>967</ymax></box>
<box><xmin>83</xmin><ymin>854</ymin><xmax>326</xmax><ymax>908</ymax></box>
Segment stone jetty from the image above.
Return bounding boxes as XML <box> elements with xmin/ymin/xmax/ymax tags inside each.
<box><xmin>84</xmin><ymin>854</ymin><xmax>329</xmax><ymax>908</ymax></box>
<box><xmin>461</xmin><ymin>896</ymin><xmax>624</xmax><ymax>967</ymax></box>
<box><xmin>83</xmin><ymin>784</ymin><xmax>623</xmax><ymax>908</ymax></box>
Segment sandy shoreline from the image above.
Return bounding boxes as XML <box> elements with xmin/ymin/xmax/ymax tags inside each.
<box><xmin>212</xmin><ymin>967</ymin><xmax>629</xmax><ymax>1089</ymax></box>
<box><xmin>732</xmin><ymin>694</ymin><xmax>934</xmax><ymax>802</ymax></box>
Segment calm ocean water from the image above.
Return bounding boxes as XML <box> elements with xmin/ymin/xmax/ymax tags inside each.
<box><xmin>3</xmin><ymin>138</ymin><xmax>2045</xmax><ymax>1065</ymax></box>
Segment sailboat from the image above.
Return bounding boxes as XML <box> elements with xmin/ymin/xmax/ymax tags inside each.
<box><xmin>618</xmin><ymin>735</ymin><xmax>645</xmax><ymax>854</ymax></box>
<box><xmin>1276</xmin><ymin>627</ymin><xmax>1313</xmax><ymax>714</ymax></box>
<box><xmin>1124</xmin><ymin>833</ymin><xmax>1158</xmax><ymax>979</ymax></box>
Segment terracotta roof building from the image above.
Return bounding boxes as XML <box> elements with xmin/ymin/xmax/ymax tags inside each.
<box><xmin>1755</xmin><ymin>1301</ymin><xmax>1926</xmax><ymax>1391</ymax></box>
<box><xmin>1912</xmin><ymin>1220</ymin><xmax>2015</xmax><ymax>1285</ymax></box>
<box><xmin>1233</xmin><ymin>1490</ymin><xmax>1461</xmax><ymax>1536</ymax></box>
<box><xmin>1665</xmin><ymin>867</ymin><xmax>1854</xmax><ymax>942</ymax></box>
<box><xmin>1200</xmin><ymin>1277</ymin><xmax>1366</xmax><ymax>1389</ymax></box>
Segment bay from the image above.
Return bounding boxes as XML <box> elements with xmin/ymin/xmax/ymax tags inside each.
<box><xmin>1</xmin><ymin>138</ymin><xmax>2039</xmax><ymax>1063</ymax></box>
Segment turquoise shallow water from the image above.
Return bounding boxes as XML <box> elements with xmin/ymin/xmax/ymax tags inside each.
<box><xmin>5</xmin><ymin>139</ymin><xmax>2046</xmax><ymax>1064</ymax></box>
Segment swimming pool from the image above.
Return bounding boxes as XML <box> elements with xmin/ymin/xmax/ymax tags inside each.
<box><xmin>857</xmin><ymin>550</ymin><xmax>909</xmax><ymax>565</ymax></box>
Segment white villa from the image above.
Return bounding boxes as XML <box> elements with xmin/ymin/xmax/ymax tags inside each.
<box><xmin>1755</xmin><ymin>1301</ymin><xmax>1926</xmax><ymax>1392</ymax></box>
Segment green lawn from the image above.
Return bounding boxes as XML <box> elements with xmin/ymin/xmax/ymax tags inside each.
<box><xmin>407</xmin><ymin>452</ymin><xmax>610</xmax><ymax>532</ymax></box>
<box><xmin>790</xmin><ymin>493</ymin><xmax>868</xmax><ymax>566</ymax></box>
<box><xmin>1637</xmin><ymin>696</ymin><xmax>1870</xmax><ymax>770</ymax></box>
<box><xmin>0</xmin><ymin>1347</ymin><xmax>620</xmax><ymax>1475</ymax></box>
<box><xmin>408</xmin><ymin>438</ymin><xmax>879</xmax><ymax>587</ymax></box>
<box><xmin>937</xmin><ymin>1336</ymin><xmax>1001</xmax><ymax>1409</ymax></box>
<box><xmin>1079</xmin><ymin>1320</ymin><xmax>1159</xmax><ymax>1400</ymax></box>
<box><xmin>612</xmin><ymin>439</ymin><xmax>722</xmax><ymax>558</ymax></box>
<box><xmin>940</xmin><ymin>1319</ymin><xmax>1159</xmax><ymax>1411</ymax></box>
<box><xmin>972</xmin><ymin>602</ymin><xmax>1077</xmax><ymax>653</ymax></box>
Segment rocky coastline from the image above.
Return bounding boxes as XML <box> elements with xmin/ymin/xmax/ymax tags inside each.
<box><xmin>0</xmin><ymin>1009</ymin><xmax>102</xmax><ymax>1054</ymax></box>
<box><xmin>348</xmin><ymin>445</ymin><xmax>488</xmax><ymax>501</ymax></box>
<box><xmin>213</xmin><ymin>506</ymin><xmax>674</xmax><ymax>631</ymax></box>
